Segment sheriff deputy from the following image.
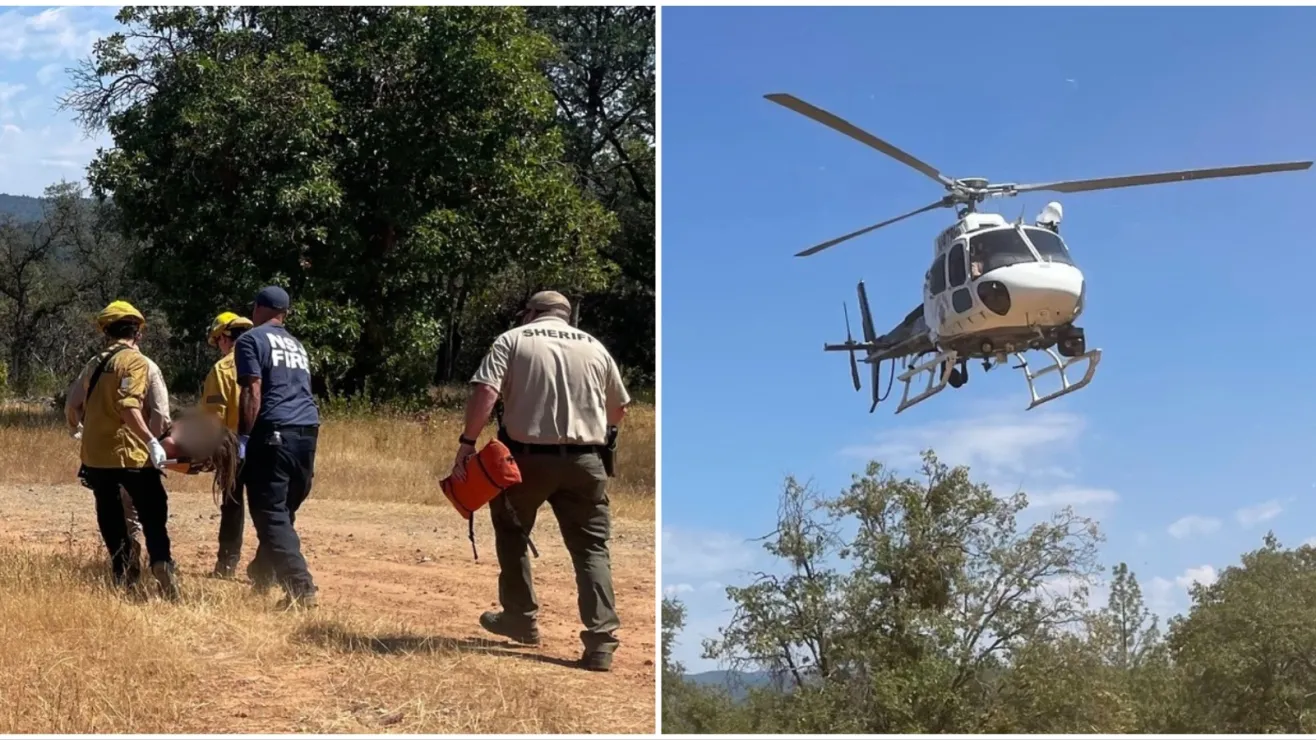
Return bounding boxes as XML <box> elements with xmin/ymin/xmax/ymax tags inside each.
<box><xmin>451</xmin><ymin>290</ymin><xmax>631</xmax><ymax>672</ymax></box>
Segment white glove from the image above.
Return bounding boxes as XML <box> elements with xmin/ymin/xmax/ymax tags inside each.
<box><xmin>147</xmin><ymin>438</ymin><xmax>167</xmax><ymax>469</ymax></box>
<box><xmin>71</xmin><ymin>423</ymin><xmax>82</xmax><ymax>440</ymax></box>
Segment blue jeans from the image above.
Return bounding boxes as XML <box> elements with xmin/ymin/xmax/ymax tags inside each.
<box><xmin>243</xmin><ymin>426</ymin><xmax>317</xmax><ymax>597</ymax></box>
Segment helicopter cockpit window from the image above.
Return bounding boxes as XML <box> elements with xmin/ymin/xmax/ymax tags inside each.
<box><xmin>968</xmin><ymin>228</ymin><xmax>1037</xmax><ymax>274</ymax></box>
<box><xmin>947</xmin><ymin>243</ymin><xmax>967</xmax><ymax>287</ymax></box>
<box><xmin>930</xmin><ymin>254</ymin><xmax>946</xmax><ymax>294</ymax></box>
<box><xmin>1021</xmin><ymin>227</ymin><xmax>1075</xmax><ymax>266</ymax></box>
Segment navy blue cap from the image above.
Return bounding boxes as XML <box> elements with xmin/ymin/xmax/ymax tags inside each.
<box><xmin>254</xmin><ymin>285</ymin><xmax>290</xmax><ymax>311</ymax></box>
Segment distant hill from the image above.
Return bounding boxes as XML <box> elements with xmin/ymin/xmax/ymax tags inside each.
<box><xmin>0</xmin><ymin>193</ymin><xmax>47</xmax><ymax>222</ymax></box>
<box><xmin>685</xmin><ymin>670</ymin><xmax>775</xmax><ymax>701</ymax></box>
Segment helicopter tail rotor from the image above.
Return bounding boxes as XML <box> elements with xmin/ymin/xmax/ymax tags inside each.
<box><xmin>842</xmin><ymin>303</ymin><xmax>861</xmax><ymax>392</ymax></box>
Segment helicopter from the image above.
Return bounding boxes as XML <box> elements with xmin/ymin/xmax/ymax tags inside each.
<box><xmin>764</xmin><ymin>92</ymin><xmax>1313</xmax><ymax>415</ymax></box>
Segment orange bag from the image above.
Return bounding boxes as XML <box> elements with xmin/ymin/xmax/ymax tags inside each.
<box><xmin>440</xmin><ymin>439</ymin><xmax>524</xmax><ymax>560</ymax></box>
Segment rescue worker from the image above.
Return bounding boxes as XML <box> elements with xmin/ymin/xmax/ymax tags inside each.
<box><xmin>452</xmin><ymin>290</ymin><xmax>631</xmax><ymax>672</ymax></box>
<box><xmin>203</xmin><ymin>311</ymin><xmax>255</xmax><ymax>578</ymax></box>
<box><xmin>66</xmin><ymin>309</ymin><xmax>172</xmax><ymax>576</ymax></box>
<box><xmin>234</xmin><ymin>286</ymin><xmax>320</xmax><ymax>608</ymax></box>
<box><xmin>72</xmin><ymin>300</ymin><xmax>179</xmax><ymax>598</ymax></box>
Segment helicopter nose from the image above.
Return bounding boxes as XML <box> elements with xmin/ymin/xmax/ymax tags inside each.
<box><xmin>996</xmin><ymin>263</ymin><xmax>1084</xmax><ymax>324</ymax></box>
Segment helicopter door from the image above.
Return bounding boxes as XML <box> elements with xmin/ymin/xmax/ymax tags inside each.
<box><xmin>926</xmin><ymin>252</ymin><xmax>948</xmax><ymax>332</ymax></box>
<box><xmin>946</xmin><ymin>242</ymin><xmax>974</xmax><ymax>317</ymax></box>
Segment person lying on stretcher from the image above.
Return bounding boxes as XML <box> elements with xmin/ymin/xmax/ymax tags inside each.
<box><xmin>157</xmin><ymin>408</ymin><xmax>242</xmax><ymax>506</ymax></box>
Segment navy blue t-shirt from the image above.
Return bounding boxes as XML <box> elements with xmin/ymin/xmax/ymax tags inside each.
<box><xmin>235</xmin><ymin>323</ymin><xmax>320</xmax><ymax>429</ymax></box>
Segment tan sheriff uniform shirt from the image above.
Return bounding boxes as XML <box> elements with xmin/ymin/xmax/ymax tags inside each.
<box><xmin>67</xmin><ymin>343</ymin><xmax>155</xmax><ymax>468</ymax></box>
<box><xmin>472</xmin><ymin>315</ymin><xmax>630</xmax><ymax>446</ymax></box>
<box><xmin>201</xmin><ymin>352</ymin><xmax>240</xmax><ymax>432</ymax></box>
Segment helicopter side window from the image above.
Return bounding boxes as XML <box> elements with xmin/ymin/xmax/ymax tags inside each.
<box><xmin>1021</xmin><ymin>227</ymin><xmax>1075</xmax><ymax>266</ymax></box>
<box><xmin>968</xmin><ymin>228</ymin><xmax>1036</xmax><ymax>274</ymax></box>
<box><xmin>947</xmin><ymin>243</ymin><xmax>967</xmax><ymax>287</ymax></box>
<box><xmin>930</xmin><ymin>254</ymin><xmax>946</xmax><ymax>294</ymax></box>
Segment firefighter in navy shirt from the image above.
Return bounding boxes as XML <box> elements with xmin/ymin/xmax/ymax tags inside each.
<box><xmin>235</xmin><ymin>285</ymin><xmax>321</xmax><ymax>608</ymax></box>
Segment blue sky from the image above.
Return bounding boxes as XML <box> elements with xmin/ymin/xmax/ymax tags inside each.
<box><xmin>0</xmin><ymin>6</ymin><xmax>118</xmax><ymax>197</ymax></box>
<box><xmin>661</xmin><ymin>6</ymin><xmax>1316</xmax><ymax>673</ymax></box>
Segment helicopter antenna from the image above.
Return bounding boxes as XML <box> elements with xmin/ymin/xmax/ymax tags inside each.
<box><xmin>1016</xmin><ymin>202</ymin><xmax>1026</xmax><ymax>225</ymax></box>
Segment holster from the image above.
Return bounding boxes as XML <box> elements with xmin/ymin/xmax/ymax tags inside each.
<box><xmin>601</xmin><ymin>425</ymin><xmax>619</xmax><ymax>478</ymax></box>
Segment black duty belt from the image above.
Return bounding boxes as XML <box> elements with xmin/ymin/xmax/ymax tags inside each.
<box><xmin>503</xmin><ymin>439</ymin><xmax>603</xmax><ymax>456</ymax></box>
<box><xmin>256</xmin><ymin>424</ymin><xmax>319</xmax><ymax>438</ymax></box>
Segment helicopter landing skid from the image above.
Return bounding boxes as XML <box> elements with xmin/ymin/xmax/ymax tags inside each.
<box><xmin>1014</xmin><ymin>346</ymin><xmax>1102</xmax><ymax>410</ymax></box>
<box><xmin>895</xmin><ymin>349</ymin><xmax>958</xmax><ymax>414</ymax></box>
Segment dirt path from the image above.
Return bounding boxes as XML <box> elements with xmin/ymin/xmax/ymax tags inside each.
<box><xmin>0</xmin><ymin>483</ymin><xmax>656</xmax><ymax>733</ymax></box>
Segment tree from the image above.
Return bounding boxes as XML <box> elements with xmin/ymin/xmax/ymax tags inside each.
<box><xmin>525</xmin><ymin>6</ymin><xmax>655</xmax><ymax>387</ymax></box>
<box><xmin>1166</xmin><ymin>533</ymin><xmax>1316</xmax><ymax>733</ymax></box>
<box><xmin>64</xmin><ymin>6</ymin><xmax>620</xmax><ymax>400</ymax></box>
<box><xmin>1096</xmin><ymin>562</ymin><xmax>1161</xmax><ymax>669</ymax></box>
<box><xmin>0</xmin><ymin>182</ymin><xmax>138</xmax><ymax>394</ymax></box>
<box><xmin>702</xmin><ymin>452</ymin><xmax>1104</xmax><ymax>733</ymax></box>
<box><xmin>662</xmin><ymin>595</ymin><xmax>762</xmax><ymax>733</ymax></box>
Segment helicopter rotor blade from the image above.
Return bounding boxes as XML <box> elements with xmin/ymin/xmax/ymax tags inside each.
<box><xmin>795</xmin><ymin>199</ymin><xmax>950</xmax><ymax>257</ymax></box>
<box><xmin>765</xmin><ymin>93</ymin><xmax>953</xmax><ymax>187</ymax></box>
<box><xmin>1009</xmin><ymin>161</ymin><xmax>1313</xmax><ymax>196</ymax></box>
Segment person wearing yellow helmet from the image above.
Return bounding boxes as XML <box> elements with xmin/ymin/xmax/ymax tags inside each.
<box><xmin>202</xmin><ymin>310</ymin><xmax>255</xmax><ymax>578</ymax></box>
<box><xmin>68</xmin><ymin>305</ymin><xmax>173</xmax><ymax>541</ymax></box>
<box><xmin>63</xmin><ymin>300</ymin><xmax>180</xmax><ymax>598</ymax></box>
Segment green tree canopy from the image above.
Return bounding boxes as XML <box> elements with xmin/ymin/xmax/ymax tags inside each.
<box><xmin>663</xmin><ymin>453</ymin><xmax>1316</xmax><ymax>734</ymax></box>
<box><xmin>63</xmin><ymin>6</ymin><xmax>646</xmax><ymax>400</ymax></box>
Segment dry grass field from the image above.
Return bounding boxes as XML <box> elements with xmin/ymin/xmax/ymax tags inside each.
<box><xmin>0</xmin><ymin>401</ymin><xmax>656</xmax><ymax>734</ymax></box>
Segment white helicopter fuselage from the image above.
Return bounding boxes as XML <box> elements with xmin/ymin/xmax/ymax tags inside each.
<box><xmin>920</xmin><ymin>211</ymin><xmax>1086</xmax><ymax>357</ymax></box>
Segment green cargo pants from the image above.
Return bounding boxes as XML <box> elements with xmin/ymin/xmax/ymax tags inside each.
<box><xmin>490</xmin><ymin>450</ymin><xmax>620</xmax><ymax>654</ymax></box>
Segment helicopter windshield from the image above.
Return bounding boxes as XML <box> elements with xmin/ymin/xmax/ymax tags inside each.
<box><xmin>1021</xmin><ymin>226</ymin><xmax>1075</xmax><ymax>266</ymax></box>
<box><xmin>968</xmin><ymin>228</ymin><xmax>1037</xmax><ymax>275</ymax></box>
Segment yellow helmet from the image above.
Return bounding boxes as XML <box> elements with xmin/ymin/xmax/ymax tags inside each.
<box><xmin>207</xmin><ymin>311</ymin><xmax>254</xmax><ymax>346</ymax></box>
<box><xmin>96</xmin><ymin>300</ymin><xmax>145</xmax><ymax>330</ymax></box>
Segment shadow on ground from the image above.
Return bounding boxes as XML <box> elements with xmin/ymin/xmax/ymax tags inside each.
<box><xmin>295</xmin><ymin>621</ymin><xmax>586</xmax><ymax>670</ymax></box>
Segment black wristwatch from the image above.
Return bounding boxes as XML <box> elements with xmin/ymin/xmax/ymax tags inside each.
<box><xmin>459</xmin><ymin>435</ymin><xmax>478</xmax><ymax>447</ymax></box>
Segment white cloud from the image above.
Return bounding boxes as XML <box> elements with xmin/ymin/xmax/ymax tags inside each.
<box><xmin>1235</xmin><ymin>500</ymin><xmax>1283</xmax><ymax>528</ymax></box>
<box><xmin>664</xmin><ymin>583</ymin><xmax>694</xmax><ymax>597</ymax></box>
<box><xmin>0</xmin><ymin>8</ymin><xmax>109</xmax><ymax>62</ymax></box>
<box><xmin>35</xmin><ymin>63</ymin><xmax>63</xmax><ymax>86</ymax></box>
<box><xmin>1167</xmin><ymin>515</ymin><xmax>1221</xmax><ymax>540</ymax></box>
<box><xmin>662</xmin><ymin>527</ymin><xmax>760</xmax><ymax>581</ymax></box>
<box><xmin>0</xmin><ymin>82</ymin><xmax>25</xmax><ymax>103</ymax></box>
<box><xmin>1037</xmin><ymin>573</ymin><xmax>1109</xmax><ymax>612</ymax></box>
<box><xmin>839</xmin><ymin>406</ymin><xmax>1118</xmax><ymax>519</ymax></box>
<box><xmin>0</xmin><ymin>82</ymin><xmax>25</xmax><ymax>120</ymax></box>
<box><xmin>1177</xmin><ymin>565</ymin><xmax>1218</xmax><ymax>589</ymax></box>
<box><xmin>1147</xmin><ymin>564</ymin><xmax>1217</xmax><ymax>614</ymax></box>
<box><xmin>1303</xmin><ymin>536</ymin><xmax>1316</xmax><ymax>548</ymax></box>
<box><xmin>1027</xmin><ymin>485</ymin><xmax>1119</xmax><ymax>510</ymax></box>
<box><xmin>842</xmin><ymin>409</ymin><xmax>1086</xmax><ymax>481</ymax></box>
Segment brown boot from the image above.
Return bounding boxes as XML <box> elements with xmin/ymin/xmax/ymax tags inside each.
<box><xmin>479</xmin><ymin>611</ymin><xmax>541</xmax><ymax>646</ymax></box>
<box><xmin>276</xmin><ymin>591</ymin><xmax>318</xmax><ymax>611</ymax></box>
